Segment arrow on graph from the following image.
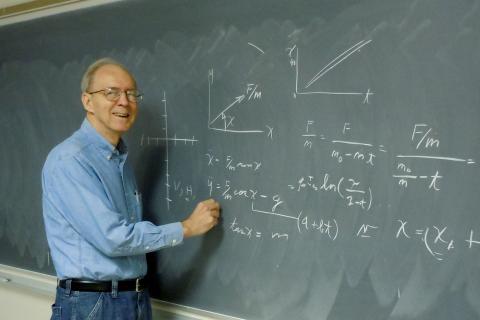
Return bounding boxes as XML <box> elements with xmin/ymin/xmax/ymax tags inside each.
<box><xmin>209</xmin><ymin>94</ymin><xmax>246</xmax><ymax>126</ymax></box>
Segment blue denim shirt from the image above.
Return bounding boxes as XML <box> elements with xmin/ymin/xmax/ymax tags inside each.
<box><xmin>42</xmin><ymin>119</ymin><xmax>183</xmax><ymax>280</ymax></box>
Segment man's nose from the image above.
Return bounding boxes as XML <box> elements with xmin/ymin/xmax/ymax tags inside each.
<box><xmin>117</xmin><ymin>91</ymin><xmax>130</xmax><ymax>105</ymax></box>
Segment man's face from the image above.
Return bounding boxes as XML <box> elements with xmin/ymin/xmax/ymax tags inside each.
<box><xmin>82</xmin><ymin>64</ymin><xmax>138</xmax><ymax>144</ymax></box>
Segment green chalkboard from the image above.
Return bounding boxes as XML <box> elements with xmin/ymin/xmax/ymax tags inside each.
<box><xmin>1</xmin><ymin>0</ymin><xmax>480</xmax><ymax>319</ymax></box>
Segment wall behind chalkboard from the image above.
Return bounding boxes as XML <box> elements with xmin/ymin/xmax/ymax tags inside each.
<box><xmin>1</xmin><ymin>0</ymin><xmax>480</xmax><ymax>319</ymax></box>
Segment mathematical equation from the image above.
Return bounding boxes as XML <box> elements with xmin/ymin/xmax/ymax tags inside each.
<box><xmin>287</xmin><ymin>174</ymin><xmax>372</xmax><ymax>211</ymax></box>
<box><xmin>205</xmin><ymin>153</ymin><xmax>262</xmax><ymax>173</ymax></box>
<box><xmin>300</xmin><ymin>122</ymin><xmax>475</xmax><ymax>191</ymax></box>
<box><xmin>135</xmin><ymin>39</ymin><xmax>478</xmax><ymax>266</ymax></box>
<box><xmin>229</xmin><ymin>215</ymin><xmax>480</xmax><ymax>261</ymax></box>
<box><xmin>229</xmin><ymin>215</ymin><xmax>338</xmax><ymax>242</ymax></box>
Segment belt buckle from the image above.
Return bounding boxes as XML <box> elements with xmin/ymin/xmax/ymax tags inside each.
<box><xmin>135</xmin><ymin>278</ymin><xmax>141</xmax><ymax>292</ymax></box>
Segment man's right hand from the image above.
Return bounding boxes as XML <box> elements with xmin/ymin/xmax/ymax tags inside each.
<box><xmin>181</xmin><ymin>199</ymin><xmax>220</xmax><ymax>238</ymax></box>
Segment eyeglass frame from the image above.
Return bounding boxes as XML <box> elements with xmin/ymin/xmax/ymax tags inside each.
<box><xmin>86</xmin><ymin>87</ymin><xmax>143</xmax><ymax>103</ymax></box>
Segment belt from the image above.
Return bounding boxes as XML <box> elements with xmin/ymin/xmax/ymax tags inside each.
<box><xmin>58</xmin><ymin>278</ymin><xmax>146</xmax><ymax>292</ymax></box>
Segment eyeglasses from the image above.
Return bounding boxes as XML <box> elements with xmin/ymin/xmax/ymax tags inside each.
<box><xmin>87</xmin><ymin>87</ymin><xmax>143</xmax><ymax>103</ymax></box>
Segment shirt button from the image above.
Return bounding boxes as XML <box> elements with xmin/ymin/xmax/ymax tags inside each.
<box><xmin>172</xmin><ymin>239</ymin><xmax>177</xmax><ymax>245</ymax></box>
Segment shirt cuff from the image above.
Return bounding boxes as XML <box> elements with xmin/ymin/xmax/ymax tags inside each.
<box><xmin>163</xmin><ymin>222</ymin><xmax>184</xmax><ymax>247</ymax></box>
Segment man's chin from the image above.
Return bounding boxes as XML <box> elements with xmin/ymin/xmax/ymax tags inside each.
<box><xmin>112</xmin><ymin>119</ymin><xmax>135</xmax><ymax>132</ymax></box>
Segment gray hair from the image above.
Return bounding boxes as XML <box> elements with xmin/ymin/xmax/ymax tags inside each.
<box><xmin>80</xmin><ymin>57</ymin><xmax>136</xmax><ymax>92</ymax></box>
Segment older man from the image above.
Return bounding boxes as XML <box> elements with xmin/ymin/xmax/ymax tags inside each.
<box><xmin>42</xmin><ymin>58</ymin><xmax>220</xmax><ymax>320</ymax></box>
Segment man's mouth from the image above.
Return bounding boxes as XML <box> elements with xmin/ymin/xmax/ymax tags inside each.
<box><xmin>112</xmin><ymin>111</ymin><xmax>129</xmax><ymax>118</ymax></box>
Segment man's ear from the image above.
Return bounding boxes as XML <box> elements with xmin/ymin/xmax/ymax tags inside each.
<box><xmin>81</xmin><ymin>92</ymin><xmax>94</xmax><ymax>113</ymax></box>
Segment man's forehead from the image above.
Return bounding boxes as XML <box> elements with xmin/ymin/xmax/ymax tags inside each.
<box><xmin>93</xmin><ymin>64</ymin><xmax>136</xmax><ymax>86</ymax></box>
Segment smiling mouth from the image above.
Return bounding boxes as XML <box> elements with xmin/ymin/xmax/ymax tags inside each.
<box><xmin>112</xmin><ymin>111</ymin><xmax>129</xmax><ymax>118</ymax></box>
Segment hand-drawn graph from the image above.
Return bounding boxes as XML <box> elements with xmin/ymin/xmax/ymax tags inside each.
<box><xmin>287</xmin><ymin>39</ymin><xmax>374</xmax><ymax>103</ymax></box>
<box><xmin>207</xmin><ymin>66</ymin><xmax>273</xmax><ymax>139</ymax></box>
<box><xmin>140</xmin><ymin>92</ymin><xmax>198</xmax><ymax>210</ymax></box>
<box><xmin>207</xmin><ymin>41</ymin><xmax>272</xmax><ymax>136</ymax></box>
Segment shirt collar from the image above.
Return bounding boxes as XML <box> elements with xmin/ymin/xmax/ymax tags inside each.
<box><xmin>79</xmin><ymin>118</ymin><xmax>128</xmax><ymax>160</ymax></box>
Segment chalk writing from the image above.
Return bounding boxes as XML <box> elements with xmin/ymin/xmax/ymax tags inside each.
<box><xmin>287</xmin><ymin>174</ymin><xmax>373</xmax><ymax>211</ymax></box>
<box><xmin>207</xmin><ymin>178</ymin><xmax>266</xmax><ymax>201</ymax></box>
<box><xmin>300</xmin><ymin>121</ymin><xmax>386</xmax><ymax>168</ymax></box>
<box><xmin>395</xmin><ymin>220</ymin><xmax>455</xmax><ymax>261</ymax></box>
<box><xmin>251</xmin><ymin>202</ymin><xmax>339</xmax><ymax>239</ymax></box>
<box><xmin>205</xmin><ymin>152</ymin><xmax>262</xmax><ymax>172</ymax></box>
<box><xmin>207</xmin><ymin>69</ymin><xmax>272</xmax><ymax>137</ymax></box>
<box><xmin>288</xmin><ymin>40</ymin><xmax>374</xmax><ymax>101</ymax></box>
<box><xmin>393</xmin><ymin>124</ymin><xmax>475</xmax><ymax>190</ymax></box>
<box><xmin>229</xmin><ymin>217</ymin><xmax>288</xmax><ymax>241</ymax></box>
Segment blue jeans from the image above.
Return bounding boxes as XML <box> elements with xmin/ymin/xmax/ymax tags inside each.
<box><xmin>51</xmin><ymin>281</ymin><xmax>152</xmax><ymax>320</ymax></box>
